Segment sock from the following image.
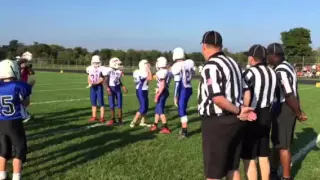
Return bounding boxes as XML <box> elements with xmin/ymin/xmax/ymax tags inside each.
<box><xmin>132</xmin><ymin>117</ymin><xmax>138</xmax><ymax>123</ymax></box>
<box><xmin>182</xmin><ymin>128</ymin><xmax>188</xmax><ymax>133</ymax></box>
<box><xmin>0</xmin><ymin>171</ymin><xmax>6</xmax><ymax>180</ymax></box>
<box><xmin>140</xmin><ymin>117</ymin><xmax>145</xmax><ymax>124</ymax></box>
<box><xmin>162</xmin><ymin>123</ymin><xmax>168</xmax><ymax>129</ymax></box>
<box><xmin>12</xmin><ymin>173</ymin><xmax>21</xmax><ymax>180</ymax></box>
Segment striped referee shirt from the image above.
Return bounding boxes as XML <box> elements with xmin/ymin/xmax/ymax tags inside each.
<box><xmin>243</xmin><ymin>63</ymin><xmax>277</xmax><ymax>109</ymax></box>
<box><xmin>198</xmin><ymin>52</ymin><xmax>243</xmax><ymax>116</ymax></box>
<box><xmin>275</xmin><ymin>60</ymin><xmax>298</xmax><ymax>103</ymax></box>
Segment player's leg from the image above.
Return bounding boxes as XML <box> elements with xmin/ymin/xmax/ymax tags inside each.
<box><xmin>97</xmin><ymin>85</ymin><xmax>105</xmax><ymax>123</ymax></box>
<box><xmin>131</xmin><ymin>90</ymin><xmax>142</xmax><ymax>127</ymax></box>
<box><xmin>159</xmin><ymin>91</ymin><xmax>170</xmax><ymax>134</ymax></box>
<box><xmin>139</xmin><ymin>90</ymin><xmax>150</xmax><ymax>127</ymax></box>
<box><xmin>106</xmin><ymin>87</ymin><xmax>116</xmax><ymax>126</ymax></box>
<box><xmin>116</xmin><ymin>89</ymin><xmax>123</xmax><ymax>125</ymax></box>
<box><xmin>150</xmin><ymin>95</ymin><xmax>162</xmax><ymax>132</ymax></box>
<box><xmin>0</xmin><ymin>135</ymin><xmax>11</xmax><ymax>180</ymax></box>
<box><xmin>89</xmin><ymin>86</ymin><xmax>98</xmax><ymax>122</ymax></box>
<box><xmin>178</xmin><ymin>88</ymin><xmax>192</xmax><ymax>137</ymax></box>
<box><xmin>7</xmin><ymin>120</ymin><xmax>27</xmax><ymax>180</ymax></box>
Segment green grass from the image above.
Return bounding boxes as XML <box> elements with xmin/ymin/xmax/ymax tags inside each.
<box><xmin>17</xmin><ymin>72</ymin><xmax>320</xmax><ymax>180</ymax></box>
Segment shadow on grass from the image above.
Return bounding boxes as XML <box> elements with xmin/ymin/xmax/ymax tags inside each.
<box><xmin>291</xmin><ymin>127</ymin><xmax>319</xmax><ymax>178</ymax></box>
<box><xmin>24</xmin><ymin>126</ymin><xmax>156</xmax><ymax>180</ymax></box>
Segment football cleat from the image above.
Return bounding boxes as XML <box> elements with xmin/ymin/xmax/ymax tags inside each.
<box><xmin>160</xmin><ymin>127</ymin><xmax>171</xmax><ymax>134</ymax></box>
<box><xmin>89</xmin><ymin>117</ymin><xmax>97</xmax><ymax>122</ymax></box>
<box><xmin>106</xmin><ymin>119</ymin><xmax>116</xmax><ymax>126</ymax></box>
<box><xmin>99</xmin><ymin>118</ymin><xmax>105</xmax><ymax>123</ymax></box>
<box><xmin>150</xmin><ymin>125</ymin><xmax>159</xmax><ymax>132</ymax></box>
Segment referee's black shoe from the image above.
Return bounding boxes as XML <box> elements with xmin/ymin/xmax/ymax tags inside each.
<box><xmin>270</xmin><ymin>168</ymin><xmax>280</xmax><ymax>180</ymax></box>
<box><xmin>179</xmin><ymin>128</ymin><xmax>188</xmax><ymax>139</ymax></box>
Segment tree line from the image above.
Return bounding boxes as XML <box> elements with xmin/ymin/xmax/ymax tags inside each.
<box><xmin>0</xmin><ymin>27</ymin><xmax>319</xmax><ymax>67</ymax></box>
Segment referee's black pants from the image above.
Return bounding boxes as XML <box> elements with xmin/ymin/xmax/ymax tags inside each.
<box><xmin>202</xmin><ymin>115</ymin><xmax>245</xmax><ymax>179</ymax></box>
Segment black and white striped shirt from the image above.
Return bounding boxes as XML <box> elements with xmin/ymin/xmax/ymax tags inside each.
<box><xmin>198</xmin><ymin>52</ymin><xmax>243</xmax><ymax>116</ymax></box>
<box><xmin>243</xmin><ymin>63</ymin><xmax>277</xmax><ymax>109</ymax></box>
<box><xmin>275</xmin><ymin>61</ymin><xmax>298</xmax><ymax>103</ymax></box>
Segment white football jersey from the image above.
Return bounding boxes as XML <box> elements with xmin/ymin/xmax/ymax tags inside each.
<box><xmin>171</xmin><ymin>60</ymin><xmax>194</xmax><ymax>88</ymax></box>
<box><xmin>86</xmin><ymin>66</ymin><xmax>103</xmax><ymax>84</ymax></box>
<box><xmin>156</xmin><ymin>69</ymin><xmax>172</xmax><ymax>89</ymax></box>
<box><xmin>133</xmin><ymin>69</ymin><xmax>148</xmax><ymax>90</ymax></box>
<box><xmin>102</xmin><ymin>67</ymin><xmax>122</xmax><ymax>86</ymax></box>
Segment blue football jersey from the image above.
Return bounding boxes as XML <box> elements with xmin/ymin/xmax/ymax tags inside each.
<box><xmin>0</xmin><ymin>81</ymin><xmax>32</xmax><ymax>121</ymax></box>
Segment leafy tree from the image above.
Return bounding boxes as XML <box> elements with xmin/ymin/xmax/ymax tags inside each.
<box><xmin>281</xmin><ymin>27</ymin><xmax>313</xmax><ymax>57</ymax></box>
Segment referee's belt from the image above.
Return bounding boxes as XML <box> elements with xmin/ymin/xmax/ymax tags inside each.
<box><xmin>200</xmin><ymin>112</ymin><xmax>233</xmax><ymax>118</ymax></box>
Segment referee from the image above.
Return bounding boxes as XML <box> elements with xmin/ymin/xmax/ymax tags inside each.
<box><xmin>198</xmin><ymin>30</ymin><xmax>256</xmax><ymax>180</ymax></box>
<box><xmin>241</xmin><ymin>44</ymin><xmax>277</xmax><ymax>180</ymax></box>
<box><xmin>267</xmin><ymin>43</ymin><xmax>307</xmax><ymax>180</ymax></box>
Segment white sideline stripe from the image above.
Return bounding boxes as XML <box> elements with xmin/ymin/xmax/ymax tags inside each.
<box><xmin>27</xmin><ymin>106</ymin><xmax>198</xmax><ymax>140</ymax></box>
<box><xmin>36</xmin><ymin>82</ymin><xmax>85</xmax><ymax>86</ymax></box>
<box><xmin>291</xmin><ymin>136</ymin><xmax>317</xmax><ymax>164</ymax></box>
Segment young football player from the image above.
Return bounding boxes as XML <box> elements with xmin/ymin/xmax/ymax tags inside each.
<box><xmin>17</xmin><ymin>52</ymin><xmax>35</xmax><ymax>123</ymax></box>
<box><xmin>0</xmin><ymin>59</ymin><xmax>32</xmax><ymax>180</ymax></box>
<box><xmin>104</xmin><ymin>57</ymin><xmax>128</xmax><ymax>126</ymax></box>
<box><xmin>150</xmin><ymin>57</ymin><xmax>172</xmax><ymax>134</ymax></box>
<box><xmin>86</xmin><ymin>55</ymin><xmax>105</xmax><ymax>123</ymax></box>
<box><xmin>130</xmin><ymin>59</ymin><xmax>153</xmax><ymax>128</ymax></box>
<box><xmin>171</xmin><ymin>47</ymin><xmax>195</xmax><ymax>138</ymax></box>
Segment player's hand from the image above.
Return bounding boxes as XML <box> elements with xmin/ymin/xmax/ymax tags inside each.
<box><xmin>86</xmin><ymin>84</ymin><xmax>92</xmax><ymax>88</ymax></box>
<box><xmin>297</xmin><ymin>111</ymin><xmax>308</xmax><ymax>122</ymax></box>
<box><xmin>174</xmin><ymin>97</ymin><xmax>178</xmax><ymax>107</ymax></box>
<box><xmin>155</xmin><ymin>88</ymin><xmax>159</xmax><ymax>93</ymax></box>
<box><xmin>122</xmin><ymin>86</ymin><xmax>128</xmax><ymax>94</ymax></box>
<box><xmin>237</xmin><ymin>106</ymin><xmax>257</xmax><ymax>121</ymax></box>
<box><xmin>106</xmin><ymin>88</ymin><xmax>112</xmax><ymax>96</ymax></box>
<box><xmin>154</xmin><ymin>95</ymin><xmax>159</xmax><ymax>103</ymax></box>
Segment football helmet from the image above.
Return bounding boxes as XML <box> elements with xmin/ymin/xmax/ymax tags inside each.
<box><xmin>91</xmin><ymin>55</ymin><xmax>101</xmax><ymax>68</ymax></box>
<box><xmin>156</xmin><ymin>57</ymin><xmax>167</xmax><ymax>70</ymax></box>
<box><xmin>0</xmin><ymin>59</ymin><xmax>20</xmax><ymax>79</ymax></box>
<box><xmin>172</xmin><ymin>47</ymin><xmax>185</xmax><ymax>61</ymax></box>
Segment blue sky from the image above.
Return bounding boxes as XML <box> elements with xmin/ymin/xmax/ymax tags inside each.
<box><xmin>1</xmin><ymin>0</ymin><xmax>319</xmax><ymax>52</ymax></box>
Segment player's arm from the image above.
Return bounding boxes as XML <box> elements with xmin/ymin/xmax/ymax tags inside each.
<box><xmin>174</xmin><ymin>75</ymin><xmax>181</xmax><ymax>98</ymax></box>
<box><xmin>28</xmin><ymin>66</ymin><xmax>35</xmax><ymax>75</ymax></box>
<box><xmin>146</xmin><ymin>65</ymin><xmax>153</xmax><ymax>81</ymax></box>
<box><xmin>94</xmin><ymin>72</ymin><xmax>105</xmax><ymax>85</ymax></box>
<box><xmin>277</xmin><ymin>71</ymin><xmax>302</xmax><ymax>117</ymax></box>
<box><xmin>20</xmin><ymin>82</ymin><xmax>32</xmax><ymax>107</ymax></box>
<box><xmin>242</xmin><ymin>70</ymin><xmax>254</xmax><ymax>107</ymax></box>
<box><xmin>155</xmin><ymin>79</ymin><xmax>165</xmax><ymax>103</ymax></box>
<box><xmin>119</xmin><ymin>79</ymin><xmax>128</xmax><ymax>93</ymax></box>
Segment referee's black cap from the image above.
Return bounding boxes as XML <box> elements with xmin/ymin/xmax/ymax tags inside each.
<box><xmin>244</xmin><ymin>44</ymin><xmax>267</xmax><ymax>60</ymax></box>
<box><xmin>267</xmin><ymin>43</ymin><xmax>285</xmax><ymax>55</ymax></box>
<box><xmin>201</xmin><ymin>30</ymin><xmax>223</xmax><ymax>46</ymax></box>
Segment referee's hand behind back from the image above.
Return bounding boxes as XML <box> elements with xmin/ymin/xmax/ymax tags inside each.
<box><xmin>237</xmin><ymin>107</ymin><xmax>257</xmax><ymax>121</ymax></box>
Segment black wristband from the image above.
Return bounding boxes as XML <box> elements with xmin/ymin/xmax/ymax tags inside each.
<box><xmin>236</xmin><ymin>106</ymin><xmax>242</xmax><ymax>115</ymax></box>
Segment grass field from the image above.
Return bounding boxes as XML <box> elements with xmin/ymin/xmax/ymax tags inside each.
<box><xmin>17</xmin><ymin>72</ymin><xmax>320</xmax><ymax>180</ymax></box>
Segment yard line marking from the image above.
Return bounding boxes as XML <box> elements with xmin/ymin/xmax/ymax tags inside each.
<box><xmin>31</xmin><ymin>92</ymin><xmax>156</xmax><ymax>105</ymax></box>
<box><xmin>27</xmin><ymin>106</ymin><xmax>198</xmax><ymax>140</ymax></box>
<box><xmin>36</xmin><ymin>82</ymin><xmax>86</xmax><ymax>86</ymax></box>
<box><xmin>34</xmin><ymin>88</ymin><xmax>87</xmax><ymax>92</ymax></box>
<box><xmin>31</xmin><ymin>86</ymin><xmax>315</xmax><ymax>105</ymax></box>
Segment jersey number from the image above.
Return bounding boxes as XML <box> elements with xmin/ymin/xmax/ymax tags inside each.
<box><xmin>0</xmin><ymin>96</ymin><xmax>15</xmax><ymax>116</ymax></box>
<box><xmin>90</xmin><ymin>74</ymin><xmax>99</xmax><ymax>83</ymax></box>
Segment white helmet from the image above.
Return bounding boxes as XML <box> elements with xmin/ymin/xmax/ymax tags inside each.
<box><xmin>109</xmin><ymin>57</ymin><xmax>120</xmax><ymax>69</ymax></box>
<box><xmin>21</xmin><ymin>51</ymin><xmax>32</xmax><ymax>61</ymax></box>
<box><xmin>172</xmin><ymin>47</ymin><xmax>185</xmax><ymax>61</ymax></box>
<box><xmin>0</xmin><ymin>59</ymin><xmax>20</xmax><ymax>79</ymax></box>
<box><xmin>91</xmin><ymin>55</ymin><xmax>101</xmax><ymax>68</ymax></box>
<box><xmin>115</xmin><ymin>59</ymin><xmax>123</xmax><ymax>70</ymax></box>
<box><xmin>156</xmin><ymin>57</ymin><xmax>167</xmax><ymax>70</ymax></box>
<box><xmin>198</xmin><ymin>65</ymin><xmax>203</xmax><ymax>73</ymax></box>
<box><xmin>138</xmin><ymin>59</ymin><xmax>149</xmax><ymax>71</ymax></box>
